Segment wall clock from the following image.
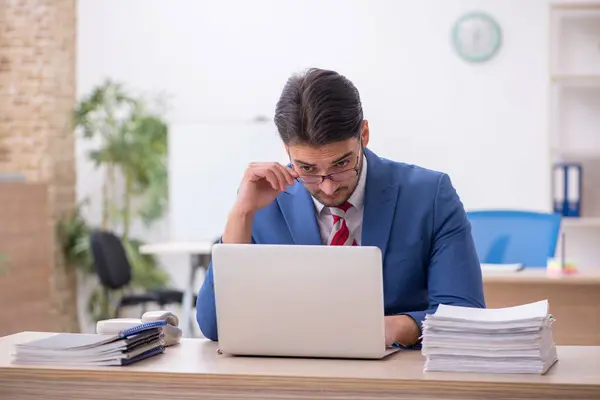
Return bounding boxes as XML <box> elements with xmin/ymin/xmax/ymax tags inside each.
<box><xmin>452</xmin><ymin>12</ymin><xmax>502</xmax><ymax>63</ymax></box>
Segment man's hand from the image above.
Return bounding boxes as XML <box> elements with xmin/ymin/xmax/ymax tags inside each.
<box><xmin>384</xmin><ymin>315</ymin><xmax>421</xmax><ymax>347</ymax></box>
<box><xmin>222</xmin><ymin>162</ymin><xmax>298</xmax><ymax>245</ymax></box>
<box><xmin>234</xmin><ymin>162</ymin><xmax>298</xmax><ymax>215</ymax></box>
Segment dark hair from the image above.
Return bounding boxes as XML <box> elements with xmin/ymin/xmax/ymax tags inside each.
<box><xmin>274</xmin><ymin>68</ymin><xmax>363</xmax><ymax>146</ymax></box>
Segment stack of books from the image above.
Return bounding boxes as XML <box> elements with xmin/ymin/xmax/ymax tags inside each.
<box><xmin>421</xmin><ymin>300</ymin><xmax>558</xmax><ymax>374</ymax></box>
<box><xmin>12</xmin><ymin>320</ymin><xmax>167</xmax><ymax>366</ymax></box>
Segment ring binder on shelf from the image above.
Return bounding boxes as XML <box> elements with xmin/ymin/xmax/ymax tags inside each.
<box><xmin>552</xmin><ymin>163</ymin><xmax>582</xmax><ymax>217</ymax></box>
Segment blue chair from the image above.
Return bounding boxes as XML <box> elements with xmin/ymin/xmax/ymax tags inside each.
<box><xmin>466</xmin><ymin>210</ymin><xmax>562</xmax><ymax>268</ymax></box>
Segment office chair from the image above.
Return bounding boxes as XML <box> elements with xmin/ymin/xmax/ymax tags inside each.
<box><xmin>466</xmin><ymin>210</ymin><xmax>562</xmax><ymax>268</ymax></box>
<box><xmin>89</xmin><ymin>229</ymin><xmax>197</xmax><ymax>317</ymax></box>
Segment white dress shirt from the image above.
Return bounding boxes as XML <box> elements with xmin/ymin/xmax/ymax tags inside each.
<box><xmin>311</xmin><ymin>155</ymin><xmax>367</xmax><ymax>245</ymax></box>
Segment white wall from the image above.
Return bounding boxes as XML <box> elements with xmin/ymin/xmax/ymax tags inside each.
<box><xmin>78</xmin><ymin>0</ymin><xmax>552</xmax><ymax>227</ymax></box>
<box><xmin>76</xmin><ymin>0</ymin><xmax>561</xmax><ymax>326</ymax></box>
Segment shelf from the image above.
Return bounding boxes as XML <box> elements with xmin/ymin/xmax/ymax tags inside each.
<box><xmin>551</xmin><ymin>2</ymin><xmax>600</xmax><ymax>12</ymax></box>
<box><xmin>562</xmin><ymin>217</ymin><xmax>600</xmax><ymax>228</ymax></box>
<box><xmin>550</xmin><ymin>2</ymin><xmax>600</xmax><ymax>268</ymax></box>
<box><xmin>551</xmin><ymin>149</ymin><xmax>600</xmax><ymax>162</ymax></box>
<box><xmin>551</xmin><ymin>84</ymin><xmax>600</xmax><ymax>154</ymax></box>
<box><xmin>552</xmin><ymin>7</ymin><xmax>600</xmax><ymax>16</ymax></box>
<box><xmin>551</xmin><ymin>75</ymin><xmax>600</xmax><ymax>87</ymax></box>
<box><xmin>550</xmin><ymin>5</ymin><xmax>600</xmax><ymax>76</ymax></box>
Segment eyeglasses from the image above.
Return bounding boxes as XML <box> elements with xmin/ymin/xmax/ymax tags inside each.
<box><xmin>294</xmin><ymin>155</ymin><xmax>361</xmax><ymax>185</ymax></box>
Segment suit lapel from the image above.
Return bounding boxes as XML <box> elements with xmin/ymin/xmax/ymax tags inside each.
<box><xmin>276</xmin><ymin>183</ymin><xmax>322</xmax><ymax>245</ymax></box>
<box><xmin>361</xmin><ymin>148</ymin><xmax>400</xmax><ymax>258</ymax></box>
<box><xmin>276</xmin><ymin>148</ymin><xmax>399</xmax><ymax>250</ymax></box>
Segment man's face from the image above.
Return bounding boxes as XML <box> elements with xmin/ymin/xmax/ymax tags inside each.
<box><xmin>287</xmin><ymin>122</ymin><xmax>369</xmax><ymax>207</ymax></box>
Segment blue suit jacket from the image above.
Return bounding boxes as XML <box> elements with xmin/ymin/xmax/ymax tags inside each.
<box><xmin>196</xmin><ymin>148</ymin><xmax>485</xmax><ymax>341</ymax></box>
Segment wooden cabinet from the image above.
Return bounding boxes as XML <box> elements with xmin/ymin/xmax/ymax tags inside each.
<box><xmin>0</xmin><ymin>182</ymin><xmax>55</xmax><ymax>336</ymax></box>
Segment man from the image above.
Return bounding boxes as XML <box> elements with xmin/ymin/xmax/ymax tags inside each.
<box><xmin>197</xmin><ymin>68</ymin><xmax>485</xmax><ymax>346</ymax></box>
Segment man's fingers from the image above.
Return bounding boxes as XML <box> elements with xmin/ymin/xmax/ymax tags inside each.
<box><xmin>269</xmin><ymin>164</ymin><xmax>289</xmax><ymax>191</ymax></box>
<box><xmin>274</xmin><ymin>163</ymin><xmax>297</xmax><ymax>186</ymax></box>
<box><xmin>246</xmin><ymin>162</ymin><xmax>299</xmax><ymax>191</ymax></box>
<box><xmin>261</xmin><ymin>169</ymin><xmax>282</xmax><ymax>191</ymax></box>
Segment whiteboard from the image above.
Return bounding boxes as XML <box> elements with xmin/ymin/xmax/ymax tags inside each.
<box><xmin>169</xmin><ymin>122</ymin><xmax>288</xmax><ymax>241</ymax></box>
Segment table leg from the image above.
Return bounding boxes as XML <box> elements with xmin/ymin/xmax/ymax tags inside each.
<box><xmin>181</xmin><ymin>253</ymin><xmax>210</xmax><ymax>338</ymax></box>
<box><xmin>180</xmin><ymin>255</ymin><xmax>197</xmax><ymax>338</ymax></box>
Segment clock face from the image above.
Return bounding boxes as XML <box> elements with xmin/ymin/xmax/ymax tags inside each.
<box><xmin>452</xmin><ymin>12</ymin><xmax>502</xmax><ymax>62</ymax></box>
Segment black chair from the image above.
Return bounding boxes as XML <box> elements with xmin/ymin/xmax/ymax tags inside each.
<box><xmin>89</xmin><ymin>229</ymin><xmax>197</xmax><ymax>317</ymax></box>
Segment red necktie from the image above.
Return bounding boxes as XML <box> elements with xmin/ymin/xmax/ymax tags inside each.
<box><xmin>328</xmin><ymin>201</ymin><xmax>357</xmax><ymax>246</ymax></box>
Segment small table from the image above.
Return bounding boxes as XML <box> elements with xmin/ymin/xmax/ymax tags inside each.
<box><xmin>139</xmin><ymin>241</ymin><xmax>214</xmax><ymax>337</ymax></box>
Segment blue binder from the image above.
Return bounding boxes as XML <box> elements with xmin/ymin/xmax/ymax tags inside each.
<box><xmin>553</xmin><ymin>163</ymin><xmax>582</xmax><ymax>217</ymax></box>
<box><xmin>13</xmin><ymin>320</ymin><xmax>168</xmax><ymax>366</ymax></box>
<box><xmin>119</xmin><ymin>320</ymin><xmax>168</xmax><ymax>338</ymax></box>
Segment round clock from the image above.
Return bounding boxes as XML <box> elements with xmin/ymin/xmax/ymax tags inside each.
<box><xmin>452</xmin><ymin>12</ymin><xmax>502</xmax><ymax>63</ymax></box>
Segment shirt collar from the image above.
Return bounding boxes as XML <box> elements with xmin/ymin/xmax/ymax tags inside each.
<box><xmin>312</xmin><ymin>154</ymin><xmax>368</xmax><ymax>214</ymax></box>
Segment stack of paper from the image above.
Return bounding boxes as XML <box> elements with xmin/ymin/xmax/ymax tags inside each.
<box><xmin>12</xmin><ymin>321</ymin><xmax>167</xmax><ymax>366</ymax></box>
<box><xmin>480</xmin><ymin>263</ymin><xmax>524</xmax><ymax>272</ymax></box>
<box><xmin>422</xmin><ymin>300</ymin><xmax>558</xmax><ymax>374</ymax></box>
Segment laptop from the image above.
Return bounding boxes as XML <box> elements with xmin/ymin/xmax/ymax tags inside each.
<box><xmin>211</xmin><ymin>243</ymin><xmax>398</xmax><ymax>359</ymax></box>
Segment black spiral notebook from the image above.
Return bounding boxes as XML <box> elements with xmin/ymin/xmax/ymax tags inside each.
<box><xmin>13</xmin><ymin>320</ymin><xmax>167</xmax><ymax>366</ymax></box>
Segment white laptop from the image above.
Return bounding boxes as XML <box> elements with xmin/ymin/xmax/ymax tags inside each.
<box><xmin>211</xmin><ymin>243</ymin><xmax>398</xmax><ymax>359</ymax></box>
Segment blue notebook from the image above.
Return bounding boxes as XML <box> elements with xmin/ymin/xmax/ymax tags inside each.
<box><xmin>13</xmin><ymin>320</ymin><xmax>168</xmax><ymax>366</ymax></box>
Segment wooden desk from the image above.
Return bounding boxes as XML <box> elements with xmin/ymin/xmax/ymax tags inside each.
<box><xmin>483</xmin><ymin>270</ymin><xmax>600</xmax><ymax>345</ymax></box>
<box><xmin>1</xmin><ymin>332</ymin><xmax>599</xmax><ymax>400</ymax></box>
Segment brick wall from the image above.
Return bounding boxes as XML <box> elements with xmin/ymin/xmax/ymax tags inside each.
<box><xmin>0</xmin><ymin>1</ymin><xmax>78</xmax><ymax>333</ymax></box>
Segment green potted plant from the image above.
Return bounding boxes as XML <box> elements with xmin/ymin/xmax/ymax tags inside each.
<box><xmin>59</xmin><ymin>79</ymin><xmax>171</xmax><ymax>322</ymax></box>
